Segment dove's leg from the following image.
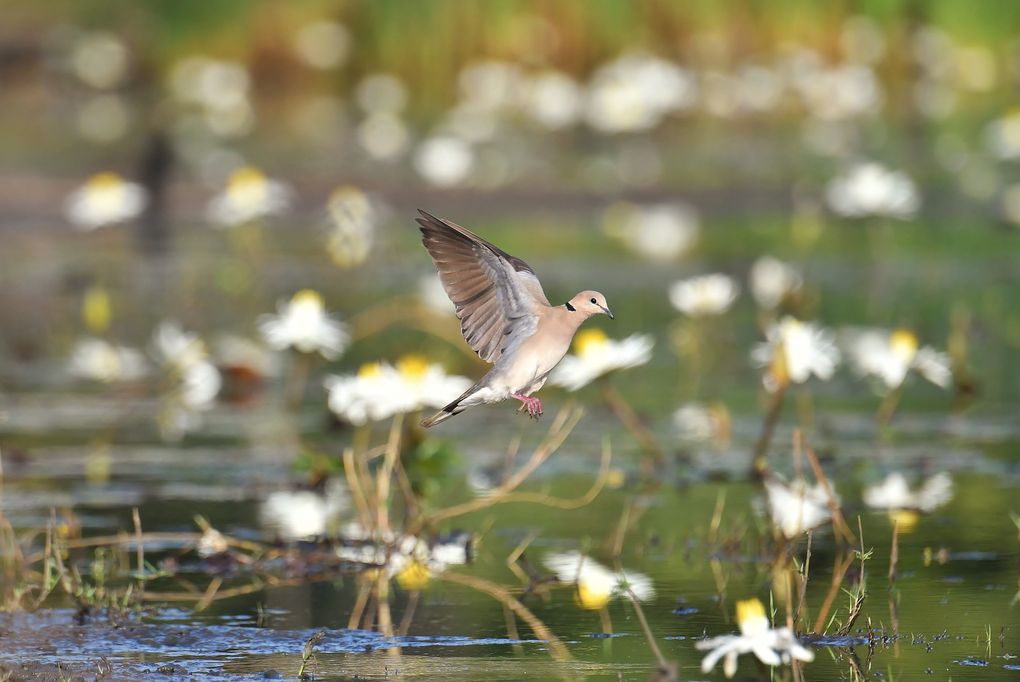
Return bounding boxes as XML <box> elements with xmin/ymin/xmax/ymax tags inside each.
<box><xmin>511</xmin><ymin>393</ymin><xmax>543</xmax><ymax>419</ymax></box>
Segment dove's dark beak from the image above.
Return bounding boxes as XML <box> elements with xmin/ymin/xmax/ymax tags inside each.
<box><xmin>600</xmin><ymin>305</ymin><xmax>614</xmax><ymax>320</ymax></box>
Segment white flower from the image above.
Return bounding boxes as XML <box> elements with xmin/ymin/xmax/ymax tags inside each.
<box><xmin>259</xmin><ymin>479</ymin><xmax>349</xmax><ymax>540</ymax></box>
<box><xmin>523</xmin><ymin>71</ymin><xmax>582</xmax><ymax>130</ymax></box>
<box><xmin>585</xmin><ymin>53</ymin><xmax>696</xmax><ymax>133</ymax></box>
<box><xmin>257</xmin><ymin>290</ymin><xmax>348</xmax><ymax>359</ymax></box>
<box><xmin>324</xmin><ymin>356</ymin><xmax>472</xmax><ymax>425</ymax></box>
<box><xmin>763</xmin><ymin>476</ymin><xmax>835</xmax><ymax>538</ymax></box>
<box><xmin>826</xmin><ymin>162</ymin><xmax>919</xmax><ymax>219</ymax></box>
<box><xmin>357</xmin><ymin>111</ymin><xmax>410</xmax><ymax>161</ymax></box>
<box><xmin>751</xmin><ymin>317</ymin><xmax>840</xmax><ymax>391</ymax></box>
<box><xmin>65</xmin><ymin>172</ymin><xmax>148</xmax><ymax>230</ymax></box>
<box><xmin>603</xmin><ymin>201</ymin><xmax>699</xmax><ymax>262</ymax></box>
<box><xmin>152</xmin><ymin>321</ymin><xmax>209</xmax><ymax>372</ymax></box>
<box><xmin>414</xmin><ymin>136</ymin><xmax>474</xmax><ymax>187</ymax></box>
<box><xmin>863</xmin><ymin>472</ymin><xmax>953</xmax><ymax>513</ymax></box>
<box><xmin>206</xmin><ymin>166</ymin><xmax>290</xmax><ymax>227</ymax></box>
<box><xmin>697</xmin><ymin>598</ymin><xmax>814</xmax><ymax>678</ymax></box>
<box><xmin>842</xmin><ymin>328</ymin><xmax>951</xmax><ymax>390</ymax></box>
<box><xmin>750</xmin><ymin>256</ymin><xmax>803</xmax><ymax>310</ymax></box>
<box><xmin>550</xmin><ymin>330</ymin><xmax>653</xmax><ymax>391</ymax></box>
<box><xmin>543</xmin><ymin>551</ymin><xmax>654</xmax><ymax>610</ymax></box>
<box><xmin>325</xmin><ymin>186</ymin><xmax>375</xmax><ymax>268</ymax></box>
<box><xmin>669</xmin><ymin>274</ymin><xmax>739</xmax><ymax>317</ymax></box>
<box><xmin>68</xmin><ymin>337</ymin><xmax>147</xmax><ymax>383</ymax></box>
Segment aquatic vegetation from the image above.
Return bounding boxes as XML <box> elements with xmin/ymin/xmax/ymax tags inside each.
<box><xmin>64</xmin><ymin>172</ymin><xmax>147</xmax><ymax>230</ymax></box>
<box><xmin>543</xmin><ymin>551</ymin><xmax>654</xmax><ymax>609</ymax></box>
<box><xmin>696</xmin><ymin>598</ymin><xmax>815</xmax><ymax>678</ymax></box>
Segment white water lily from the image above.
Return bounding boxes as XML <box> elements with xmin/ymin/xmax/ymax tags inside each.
<box><xmin>842</xmin><ymin>328</ymin><xmax>951</xmax><ymax>390</ymax></box>
<box><xmin>325</xmin><ymin>186</ymin><xmax>375</xmax><ymax>268</ymax></box>
<box><xmin>65</xmin><ymin>172</ymin><xmax>147</xmax><ymax>230</ymax></box>
<box><xmin>751</xmin><ymin>317</ymin><xmax>840</xmax><ymax>391</ymax></box>
<box><xmin>603</xmin><ymin>201</ymin><xmax>699</xmax><ymax>262</ymax></box>
<box><xmin>324</xmin><ymin>356</ymin><xmax>472</xmax><ymax>425</ymax></box>
<box><xmin>68</xmin><ymin>337</ymin><xmax>147</xmax><ymax>383</ymax></box>
<box><xmin>206</xmin><ymin>166</ymin><xmax>290</xmax><ymax>227</ymax></box>
<box><xmin>549</xmin><ymin>330</ymin><xmax>653</xmax><ymax>391</ymax></box>
<box><xmin>259</xmin><ymin>479</ymin><xmax>350</xmax><ymax>541</ymax></box>
<box><xmin>257</xmin><ymin>289</ymin><xmax>348</xmax><ymax>359</ymax></box>
<box><xmin>697</xmin><ymin>598</ymin><xmax>815</xmax><ymax>678</ymax></box>
<box><xmin>543</xmin><ymin>551</ymin><xmax>654</xmax><ymax>610</ymax></box>
<box><xmin>669</xmin><ymin>274</ymin><xmax>740</xmax><ymax>317</ymax></box>
<box><xmin>749</xmin><ymin>256</ymin><xmax>802</xmax><ymax>310</ymax></box>
<box><xmin>863</xmin><ymin>472</ymin><xmax>953</xmax><ymax>513</ymax></box>
<box><xmin>826</xmin><ymin>162</ymin><xmax>919</xmax><ymax>219</ymax></box>
<box><xmin>763</xmin><ymin>475</ymin><xmax>836</xmax><ymax>538</ymax></box>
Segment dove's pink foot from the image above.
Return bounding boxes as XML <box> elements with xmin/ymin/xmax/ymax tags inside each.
<box><xmin>511</xmin><ymin>393</ymin><xmax>543</xmax><ymax>419</ymax></box>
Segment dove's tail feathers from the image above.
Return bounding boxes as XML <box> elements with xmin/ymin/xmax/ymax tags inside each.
<box><xmin>420</xmin><ymin>385</ymin><xmax>477</xmax><ymax>428</ymax></box>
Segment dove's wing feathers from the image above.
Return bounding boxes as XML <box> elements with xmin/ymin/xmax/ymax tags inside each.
<box><xmin>417</xmin><ymin>210</ymin><xmax>550</xmax><ymax>364</ymax></box>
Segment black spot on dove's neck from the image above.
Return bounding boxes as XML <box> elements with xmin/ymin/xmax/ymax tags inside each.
<box><xmin>565</xmin><ymin>302</ymin><xmax>576</xmax><ymax>312</ymax></box>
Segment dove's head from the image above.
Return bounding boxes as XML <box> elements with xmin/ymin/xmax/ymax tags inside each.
<box><xmin>570</xmin><ymin>291</ymin><xmax>614</xmax><ymax>319</ymax></box>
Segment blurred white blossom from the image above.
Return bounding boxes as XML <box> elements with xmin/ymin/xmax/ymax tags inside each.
<box><xmin>603</xmin><ymin>201</ymin><xmax>700</xmax><ymax>262</ymax></box>
<box><xmin>826</xmin><ymin>162</ymin><xmax>919</xmax><ymax>219</ymax></box>
<box><xmin>543</xmin><ymin>551</ymin><xmax>654</xmax><ymax>610</ymax></box>
<box><xmin>669</xmin><ymin>274</ymin><xmax>740</xmax><ymax>317</ymax></box>
<box><xmin>68</xmin><ymin>337</ymin><xmax>147</xmax><ymax>383</ymax></box>
<box><xmin>751</xmin><ymin>317</ymin><xmax>840</xmax><ymax>391</ymax></box>
<box><xmin>842</xmin><ymin>328</ymin><xmax>951</xmax><ymax>390</ymax></box>
<box><xmin>206</xmin><ymin>166</ymin><xmax>290</xmax><ymax>227</ymax></box>
<box><xmin>763</xmin><ymin>475</ymin><xmax>836</xmax><ymax>538</ymax></box>
<box><xmin>259</xmin><ymin>479</ymin><xmax>350</xmax><ymax>540</ymax></box>
<box><xmin>749</xmin><ymin>256</ymin><xmax>802</xmax><ymax>310</ymax></box>
<box><xmin>414</xmin><ymin>136</ymin><xmax>474</xmax><ymax>187</ymax></box>
<box><xmin>325</xmin><ymin>186</ymin><xmax>375</xmax><ymax>267</ymax></box>
<box><xmin>697</xmin><ymin>597</ymin><xmax>815</xmax><ymax>678</ymax></box>
<box><xmin>69</xmin><ymin>32</ymin><xmax>129</xmax><ymax>89</ymax></box>
<box><xmin>65</xmin><ymin>172</ymin><xmax>147</xmax><ymax>230</ymax></box>
<box><xmin>258</xmin><ymin>290</ymin><xmax>348</xmax><ymax>359</ymax></box>
<box><xmin>863</xmin><ymin>472</ymin><xmax>953</xmax><ymax>513</ymax></box>
<box><xmin>294</xmin><ymin>21</ymin><xmax>350</xmax><ymax>70</ymax></box>
<box><xmin>550</xmin><ymin>330</ymin><xmax>653</xmax><ymax>391</ymax></box>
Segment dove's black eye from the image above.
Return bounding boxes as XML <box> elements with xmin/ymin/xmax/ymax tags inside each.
<box><xmin>590</xmin><ymin>298</ymin><xmax>597</xmax><ymax>304</ymax></box>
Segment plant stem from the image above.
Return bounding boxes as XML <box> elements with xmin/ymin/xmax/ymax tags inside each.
<box><xmin>751</xmin><ymin>384</ymin><xmax>786</xmax><ymax>478</ymax></box>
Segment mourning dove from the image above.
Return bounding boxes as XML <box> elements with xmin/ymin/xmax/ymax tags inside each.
<box><xmin>417</xmin><ymin>210</ymin><xmax>613</xmax><ymax>428</ymax></box>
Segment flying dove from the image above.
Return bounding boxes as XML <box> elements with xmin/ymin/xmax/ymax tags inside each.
<box><xmin>416</xmin><ymin>210</ymin><xmax>613</xmax><ymax>428</ymax></box>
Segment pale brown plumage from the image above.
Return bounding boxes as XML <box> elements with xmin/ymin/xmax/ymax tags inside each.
<box><xmin>416</xmin><ymin>210</ymin><xmax>613</xmax><ymax>427</ymax></box>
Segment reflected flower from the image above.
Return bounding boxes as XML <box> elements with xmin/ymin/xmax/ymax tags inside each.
<box><xmin>863</xmin><ymin>472</ymin><xmax>953</xmax><ymax>513</ymax></box>
<box><xmin>543</xmin><ymin>551</ymin><xmax>654</xmax><ymax>610</ymax></box>
<box><xmin>206</xmin><ymin>166</ymin><xmax>290</xmax><ymax>227</ymax></box>
<box><xmin>751</xmin><ymin>317</ymin><xmax>840</xmax><ymax>391</ymax></box>
<box><xmin>257</xmin><ymin>290</ymin><xmax>348</xmax><ymax>359</ymax></box>
<box><xmin>826</xmin><ymin>162</ymin><xmax>919</xmax><ymax>219</ymax></box>
<box><xmin>749</xmin><ymin>256</ymin><xmax>802</xmax><ymax>310</ymax></box>
<box><xmin>151</xmin><ymin>322</ymin><xmax>221</xmax><ymax>440</ymax></box>
<box><xmin>259</xmin><ymin>479</ymin><xmax>349</xmax><ymax>541</ymax></box>
<box><xmin>669</xmin><ymin>274</ymin><xmax>739</xmax><ymax>317</ymax></box>
<box><xmin>325</xmin><ymin>186</ymin><xmax>375</xmax><ymax>267</ymax></box>
<box><xmin>842</xmin><ymin>328</ymin><xmax>951</xmax><ymax>390</ymax></box>
<box><xmin>68</xmin><ymin>337</ymin><xmax>147</xmax><ymax>383</ymax></box>
<box><xmin>549</xmin><ymin>330</ymin><xmax>653</xmax><ymax>391</ymax></box>
<box><xmin>603</xmin><ymin>201</ymin><xmax>700</xmax><ymax>262</ymax></box>
<box><xmin>293</xmin><ymin>21</ymin><xmax>350</xmax><ymax>70</ymax></box>
<box><xmin>337</xmin><ymin>526</ymin><xmax>470</xmax><ymax>587</ymax></box>
<box><xmin>673</xmin><ymin>402</ymin><xmax>729</xmax><ymax>443</ymax></box>
<box><xmin>696</xmin><ymin>597</ymin><xmax>814</xmax><ymax>677</ymax></box>
<box><xmin>65</xmin><ymin>172</ymin><xmax>148</xmax><ymax>230</ymax></box>
<box><xmin>414</xmin><ymin>136</ymin><xmax>474</xmax><ymax>187</ymax></box>
<box><xmin>325</xmin><ymin>356</ymin><xmax>472</xmax><ymax>425</ymax></box>
<box><xmin>763</xmin><ymin>475</ymin><xmax>835</xmax><ymax>539</ymax></box>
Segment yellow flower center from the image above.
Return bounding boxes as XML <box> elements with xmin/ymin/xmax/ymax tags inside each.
<box><xmin>291</xmin><ymin>289</ymin><xmax>324</xmax><ymax>311</ymax></box>
<box><xmin>358</xmin><ymin>362</ymin><xmax>383</xmax><ymax>379</ymax></box>
<box><xmin>735</xmin><ymin>597</ymin><xmax>770</xmax><ymax>635</ymax></box>
<box><xmin>227</xmin><ymin>166</ymin><xmax>268</xmax><ymax>201</ymax></box>
<box><xmin>576</xmin><ymin>580</ymin><xmax>611</xmax><ymax>610</ymax></box>
<box><xmin>888</xmin><ymin>509</ymin><xmax>921</xmax><ymax>533</ymax></box>
<box><xmin>396</xmin><ymin>355</ymin><xmax>430</xmax><ymax>381</ymax></box>
<box><xmin>395</xmin><ymin>561</ymin><xmax>431</xmax><ymax>591</ymax></box>
<box><xmin>574</xmin><ymin>328</ymin><xmax>609</xmax><ymax>358</ymax></box>
<box><xmin>890</xmin><ymin>329</ymin><xmax>919</xmax><ymax>361</ymax></box>
<box><xmin>86</xmin><ymin>171</ymin><xmax>124</xmax><ymax>191</ymax></box>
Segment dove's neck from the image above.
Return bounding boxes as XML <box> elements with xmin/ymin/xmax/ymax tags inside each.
<box><xmin>544</xmin><ymin>303</ymin><xmax>592</xmax><ymax>334</ymax></box>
